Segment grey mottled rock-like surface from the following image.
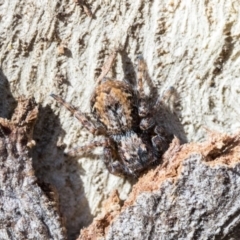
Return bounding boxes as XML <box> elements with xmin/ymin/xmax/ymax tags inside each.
<box><xmin>0</xmin><ymin>97</ymin><xmax>66</xmax><ymax>239</ymax></box>
<box><xmin>106</xmin><ymin>155</ymin><xmax>240</xmax><ymax>240</ymax></box>
<box><xmin>79</xmin><ymin>134</ymin><xmax>240</xmax><ymax>240</ymax></box>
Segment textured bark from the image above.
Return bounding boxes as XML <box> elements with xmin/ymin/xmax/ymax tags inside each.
<box><xmin>0</xmin><ymin>97</ymin><xmax>66</xmax><ymax>239</ymax></box>
<box><xmin>0</xmin><ymin>0</ymin><xmax>240</xmax><ymax>239</ymax></box>
<box><xmin>80</xmin><ymin>133</ymin><xmax>240</xmax><ymax>240</ymax></box>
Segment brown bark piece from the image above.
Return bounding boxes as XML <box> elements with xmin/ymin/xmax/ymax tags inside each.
<box><xmin>78</xmin><ymin>190</ymin><xmax>122</xmax><ymax>240</ymax></box>
<box><xmin>0</xmin><ymin>97</ymin><xmax>66</xmax><ymax>240</ymax></box>
<box><xmin>79</xmin><ymin>132</ymin><xmax>240</xmax><ymax>240</ymax></box>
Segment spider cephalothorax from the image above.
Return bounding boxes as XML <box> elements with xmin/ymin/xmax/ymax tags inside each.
<box><xmin>91</xmin><ymin>80</ymin><xmax>135</xmax><ymax>134</ymax></box>
<box><xmin>51</xmin><ymin>50</ymin><xmax>183</xmax><ymax>177</ymax></box>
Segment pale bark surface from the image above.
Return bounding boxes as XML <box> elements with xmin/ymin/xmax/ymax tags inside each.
<box><xmin>0</xmin><ymin>0</ymin><xmax>240</xmax><ymax>239</ymax></box>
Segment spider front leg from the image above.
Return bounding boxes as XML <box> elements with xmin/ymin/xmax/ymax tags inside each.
<box><xmin>103</xmin><ymin>146</ymin><xmax>128</xmax><ymax>176</ymax></box>
<box><xmin>136</xmin><ymin>55</ymin><xmax>145</xmax><ymax>98</ymax></box>
<box><xmin>134</xmin><ymin>56</ymin><xmax>158</xmax><ymax>132</ymax></box>
<box><xmin>50</xmin><ymin>94</ymin><xmax>104</xmax><ymax>135</ymax></box>
<box><xmin>139</xmin><ymin>116</ymin><xmax>155</xmax><ymax>131</ymax></box>
<box><xmin>152</xmin><ymin>126</ymin><xmax>173</xmax><ymax>153</ymax></box>
<box><xmin>136</xmin><ymin>55</ymin><xmax>151</xmax><ymax>118</ymax></box>
<box><xmin>139</xmin><ymin>87</ymin><xmax>178</xmax><ymax>131</ymax></box>
<box><xmin>65</xmin><ymin>139</ymin><xmax>110</xmax><ymax>157</ymax></box>
<box><xmin>96</xmin><ymin>47</ymin><xmax>120</xmax><ymax>84</ymax></box>
<box><xmin>154</xmin><ymin>86</ymin><xmax>177</xmax><ymax>111</ymax></box>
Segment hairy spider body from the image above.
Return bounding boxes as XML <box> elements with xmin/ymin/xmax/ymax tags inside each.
<box><xmin>91</xmin><ymin>79</ymin><xmax>164</xmax><ymax>176</ymax></box>
<box><xmin>91</xmin><ymin>80</ymin><xmax>135</xmax><ymax>134</ymax></box>
<box><xmin>51</xmin><ymin>52</ymin><xmax>180</xmax><ymax>177</ymax></box>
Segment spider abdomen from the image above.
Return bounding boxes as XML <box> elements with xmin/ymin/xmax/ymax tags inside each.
<box><xmin>112</xmin><ymin>131</ymin><xmax>154</xmax><ymax>175</ymax></box>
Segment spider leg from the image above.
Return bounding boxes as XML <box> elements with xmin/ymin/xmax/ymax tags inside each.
<box><xmin>65</xmin><ymin>139</ymin><xmax>109</xmax><ymax>156</ymax></box>
<box><xmin>103</xmin><ymin>146</ymin><xmax>129</xmax><ymax>176</ymax></box>
<box><xmin>139</xmin><ymin>116</ymin><xmax>155</xmax><ymax>131</ymax></box>
<box><xmin>51</xmin><ymin>94</ymin><xmax>100</xmax><ymax>134</ymax></box>
<box><xmin>154</xmin><ymin>86</ymin><xmax>177</xmax><ymax>111</ymax></box>
<box><xmin>136</xmin><ymin>55</ymin><xmax>146</xmax><ymax>98</ymax></box>
<box><xmin>135</xmin><ymin>55</ymin><xmax>152</xmax><ymax>118</ymax></box>
<box><xmin>152</xmin><ymin>134</ymin><xmax>169</xmax><ymax>154</ymax></box>
<box><xmin>152</xmin><ymin>126</ymin><xmax>173</xmax><ymax>153</ymax></box>
<box><xmin>96</xmin><ymin>48</ymin><xmax>120</xmax><ymax>84</ymax></box>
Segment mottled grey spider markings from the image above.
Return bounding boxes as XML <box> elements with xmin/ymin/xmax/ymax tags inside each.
<box><xmin>51</xmin><ymin>50</ymin><xmax>181</xmax><ymax>177</ymax></box>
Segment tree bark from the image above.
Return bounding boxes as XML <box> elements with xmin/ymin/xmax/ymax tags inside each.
<box><xmin>0</xmin><ymin>0</ymin><xmax>240</xmax><ymax>239</ymax></box>
<box><xmin>0</xmin><ymin>97</ymin><xmax>66</xmax><ymax>239</ymax></box>
<box><xmin>79</xmin><ymin>133</ymin><xmax>240</xmax><ymax>240</ymax></box>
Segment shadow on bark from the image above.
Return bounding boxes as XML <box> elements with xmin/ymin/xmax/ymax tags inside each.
<box><xmin>0</xmin><ymin>68</ymin><xmax>17</xmax><ymax>118</ymax></box>
<box><xmin>32</xmin><ymin>104</ymin><xmax>93</xmax><ymax>240</ymax></box>
<box><xmin>0</xmin><ymin>67</ymin><xmax>92</xmax><ymax>239</ymax></box>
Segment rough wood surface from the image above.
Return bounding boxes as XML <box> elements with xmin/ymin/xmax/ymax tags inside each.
<box><xmin>0</xmin><ymin>0</ymin><xmax>240</xmax><ymax>239</ymax></box>
<box><xmin>0</xmin><ymin>97</ymin><xmax>66</xmax><ymax>239</ymax></box>
<box><xmin>80</xmin><ymin>133</ymin><xmax>240</xmax><ymax>239</ymax></box>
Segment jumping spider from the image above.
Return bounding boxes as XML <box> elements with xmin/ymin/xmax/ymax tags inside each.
<box><xmin>51</xmin><ymin>50</ymin><xmax>180</xmax><ymax>177</ymax></box>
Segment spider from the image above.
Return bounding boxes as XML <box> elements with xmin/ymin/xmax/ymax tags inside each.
<box><xmin>51</xmin><ymin>49</ymin><xmax>180</xmax><ymax>177</ymax></box>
